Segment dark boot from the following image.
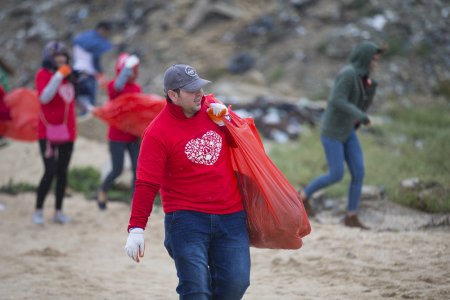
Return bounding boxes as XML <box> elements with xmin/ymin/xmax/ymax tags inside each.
<box><xmin>97</xmin><ymin>190</ymin><xmax>108</xmax><ymax>210</ymax></box>
<box><xmin>344</xmin><ymin>214</ymin><xmax>369</xmax><ymax>230</ymax></box>
<box><xmin>299</xmin><ymin>190</ymin><xmax>315</xmax><ymax>217</ymax></box>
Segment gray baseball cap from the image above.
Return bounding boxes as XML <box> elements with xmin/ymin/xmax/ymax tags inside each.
<box><xmin>164</xmin><ymin>64</ymin><xmax>211</xmax><ymax>93</ymax></box>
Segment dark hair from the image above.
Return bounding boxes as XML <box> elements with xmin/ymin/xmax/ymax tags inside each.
<box><xmin>96</xmin><ymin>21</ymin><xmax>112</xmax><ymax>31</ymax></box>
<box><xmin>165</xmin><ymin>88</ymin><xmax>180</xmax><ymax>103</ymax></box>
<box><xmin>42</xmin><ymin>41</ymin><xmax>70</xmax><ymax>70</ymax></box>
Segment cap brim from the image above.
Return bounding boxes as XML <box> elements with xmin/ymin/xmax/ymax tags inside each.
<box><xmin>182</xmin><ymin>78</ymin><xmax>211</xmax><ymax>92</ymax></box>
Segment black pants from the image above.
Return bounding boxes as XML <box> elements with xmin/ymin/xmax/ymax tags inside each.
<box><xmin>36</xmin><ymin>139</ymin><xmax>74</xmax><ymax>210</ymax></box>
<box><xmin>101</xmin><ymin>140</ymin><xmax>139</xmax><ymax>192</ymax></box>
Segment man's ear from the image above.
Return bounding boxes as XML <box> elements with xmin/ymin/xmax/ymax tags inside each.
<box><xmin>167</xmin><ymin>90</ymin><xmax>178</xmax><ymax>104</ymax></box>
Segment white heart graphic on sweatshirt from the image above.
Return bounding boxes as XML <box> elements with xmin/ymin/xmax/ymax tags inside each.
<box><xmin>58</xmin><ymin>83</ymin><xmax>75</xmax><ymax>103</ymax></box>
<box><xmin>185</xmin><ymin>130</ymin><xmax>222</xmax><ymax>166</ymax></box>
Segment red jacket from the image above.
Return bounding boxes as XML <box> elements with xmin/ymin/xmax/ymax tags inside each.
<box><xmin>0</xmin><ymin>85</ymin><xmax>11</xmax><ymax>120</ymax></box>
<box><xmin>128</xmin><ymin>98</ymin><xmax>243</xmax><ymax>230</ymax></box>
<box><xmin>35</xmin><ymin>68</ymin><xmax>76</xmax><ymax>141</ymax></box>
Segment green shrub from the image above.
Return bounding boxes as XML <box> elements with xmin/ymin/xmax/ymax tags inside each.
<box><xmin>67</xmin><ymin>166</ymin><xmax>162</xmax><ymax>206</ymax></box>
<box><xmin>0</xmin><ymin>180</ymin><xmax>36</xmax><ymax>195</ymax></box>
<box><xmin>268</xmin><ymin>66</ymin><xmax>284</xmax><ymax>83</ymax></box>
<box><xmin>432</xmin><ymin>80</ymin><xmax>450</xmax><ymax>100</ymax></box>
<box><xmin>68</xmin><ymin>166</ymin><xmax>101</xmax><ymax>198</ymax></box>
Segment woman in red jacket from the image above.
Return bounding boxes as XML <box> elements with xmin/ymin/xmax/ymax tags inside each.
<box><xmin>0</xmin><ymin>85</ymin><xmax>11</xmax><ymax>121</ymax></box>
<box><xmin>33</xmin><ymin>41</ymin><xmax>76</xmax><ymax>225</ymax></box>
<box><xmin>97</xmin><ymin>53</ymin><xmax>142</xmax><ymax>210</ymax></box>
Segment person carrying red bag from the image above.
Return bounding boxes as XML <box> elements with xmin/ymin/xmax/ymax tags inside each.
<box><xmin>124</xmin><ymin>64</ymin><xmax>250</xmax><ymax>299</ymax></box>
<box><xmin>0</xmin><ymin>85</ymin><xmax>11</xmax><ymax>121</ymax></box>
<box><xmin>97</xmin><ymin>53</ymin><xmax>142</xmax><ymax>210</ymax></box>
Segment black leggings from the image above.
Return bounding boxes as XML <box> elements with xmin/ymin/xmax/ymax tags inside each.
<box><xmin>36</xmin><ymin>139</ymin><xmax>74</xmax><ymax>210</ymax></box>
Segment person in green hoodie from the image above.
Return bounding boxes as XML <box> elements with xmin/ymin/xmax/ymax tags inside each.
<box><xmin>300</xmin><ymin>41</ymin><xmax>383</xmax><ymax>229</ymax></box>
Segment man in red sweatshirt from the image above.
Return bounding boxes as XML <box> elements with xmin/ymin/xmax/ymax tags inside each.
<box><xmin>125</xmin><ymin>64</ymin><xmax>250</xmax><ymax>299</ymax></box>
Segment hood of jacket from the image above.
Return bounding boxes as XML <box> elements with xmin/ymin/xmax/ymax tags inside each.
<box><xmin>349</xmin><ymin>41</ymin><xmax>380</xmax><ymax>77</ymax></box>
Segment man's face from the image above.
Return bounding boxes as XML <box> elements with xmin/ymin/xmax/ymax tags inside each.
<box><xmin>169</xmin><ymin>88</ymin><xmax>204</xmax><ymax>118</ymax></box>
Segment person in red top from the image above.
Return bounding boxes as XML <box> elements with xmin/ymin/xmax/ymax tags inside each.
<box><xmin>0</xmin><ymin>85</ymin><xmax>11</xmax><ymax>121</ymax></box>
<box><xmin>125</xmin><ymin>64</ymin><xmax>250</xmax><ymax>299</ymax></box>
<box><xmin>97</xmin><ymin>53</ymin><xmax>141</xmax><ymax>210</ymax></box>
<box><xmin>33</xmin><ymin>41</ymin><xmax>76</xmax><ymax>225</ymax></box>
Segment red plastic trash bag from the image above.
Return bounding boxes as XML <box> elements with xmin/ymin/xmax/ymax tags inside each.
<box><xmin>204</xmin><ymin>94</ymin><xmax>311</xmax><ymax>249</ymax></box>
<box><xmin>0</xmin><ymin>88</ymin><xmax>39</xmax><ymax>141</ymax></box>
<box><xmin>93</xmin><ymin>93</ymin><xmax>166</xmax><ymax>137</ymax></box>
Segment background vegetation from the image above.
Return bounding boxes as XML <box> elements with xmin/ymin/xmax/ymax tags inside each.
<box><xmin>269</xmin><ymin>101</ymin><xmax>450</xmax><ymax>213</ymax></box>
<box><xmin>1</xmin><ymin>103</ymin><xmax>447</xmax><ymax>213</ymax></box>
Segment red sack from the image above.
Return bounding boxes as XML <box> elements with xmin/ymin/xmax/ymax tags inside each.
<box><xmin>0</xmin><ymin>88</ymin><xmax>39</xmax><ymax>141</ymax></box>
<box><xmin>93</xmin><ymin>93</ymin><xmax>166</xmax><ymax>137</ymax></box>
<box><xmin>204</xmin><ymin>94</ymin><xmax>311</xmax><ymax>249</ymax></box>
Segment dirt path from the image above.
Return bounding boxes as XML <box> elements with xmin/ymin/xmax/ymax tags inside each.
<box><xmin>0</xmin><ymin>140</ymin><xmax>449</xmax><ymax>299</ymax></box>
<box><xmin>0</xmin><ymin>192</ymin><xmax>448</xmax><ymax>300</ymax></box>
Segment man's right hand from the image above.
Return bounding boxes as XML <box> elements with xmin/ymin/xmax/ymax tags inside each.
<box><xmin>125</xmin><ymin>228</ymin><xmax>145</xmax><ymax>263</ymax></box>
<box><xmin>207</xmin><ymin>103</ymin><xmax>229</xmax><ymax>126</ymax></box>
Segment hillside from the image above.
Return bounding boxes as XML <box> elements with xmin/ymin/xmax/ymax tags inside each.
<box><xmin>0</xmin><ymin>0</ymin><xmax>449</xmax><ymax>104</ymax></box>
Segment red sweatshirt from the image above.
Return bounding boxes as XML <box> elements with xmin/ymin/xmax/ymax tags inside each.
<box><xmin>35</xmin><ymin>68</ymin><xmax>76</xmax><ymax>141</ymax></box>
<box><xmin>107</xmin><ymin>80</ymin><xmax>141</xmax><ymax>142</ymax></box>
<box><xmin>128</xmin><ymin>98</ymin><xmax>243</xmax><ymax>230</ymax></box>
<box><xmin>0</xmin><ymin>85</ymin><xmax>11</xmax><ymax>120</ymax></box>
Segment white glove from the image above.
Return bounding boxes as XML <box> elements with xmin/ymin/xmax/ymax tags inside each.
<box><xmin>125</xmin><ymin>55</ymin><xmax>140</xmax><ymax>69</ymax></box>
<box><xmin>209</xmin><ymin>103</ymin><xmax>228</xmax><ymax>116</ymax></box>
<box><xmin>125</xmin><ymin>227</ymin><xmax>145</xmax><ymax>263</ymax></box>
<box><xmin>207</xmin><ymin>103</ymin><xmax>230</xmax><ymax>126</ymax></box>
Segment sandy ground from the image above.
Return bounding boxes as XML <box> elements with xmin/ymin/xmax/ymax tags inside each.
<box><xmin>1</xmin><ymin>138</ymin><xmax>450</xmax><ymax>300</ymax></box>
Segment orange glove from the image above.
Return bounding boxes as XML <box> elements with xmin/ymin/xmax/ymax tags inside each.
<box><xmin>207</xmin><ymin>103</ymin><xmax>229</xmax><ymax>126</ymax></box>
<box><xmin>58</xmin><ymin>64</ymin><xmax>72</xmax><ymax>77</ymax></box>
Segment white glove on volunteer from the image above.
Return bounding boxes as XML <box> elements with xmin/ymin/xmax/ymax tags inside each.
<box><xmin>207</xmin><ymin>103</ymin><xmax>230</xmax><ymax>126</ymax></box>
<box><xmin>125</xmin><ymin>55</ymin><xmax>140</xmax><ymax>69</ymax></box>
<box><xmin>125</xmin><ymin>227</ymin><xmax>145</xmax><ymax>263</ymax></box>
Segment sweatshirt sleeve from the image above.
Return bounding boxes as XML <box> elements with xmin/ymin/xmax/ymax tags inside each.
<box><xmin>128</xmin><ymin>180</ymin><xmax>160</xmax><ymax>231</ymax></box>
<box><xmin>330</xmin><ymin>70</ymin><xmax>368</xmax><ymax>122</ymax></box>
<box><xmin>39</xmin><ymin>72</ymin><xmax>64</xmax><ymax>104</ymax></box>
<box><xmin>128</xmin><ymin>128</ymin><xmax>168</xmax><ymax>231</ymax></box>
<box><xmin>113</xmin><ymin>67</ymin><xmax>133</xmax><ymax>92</ymax></box>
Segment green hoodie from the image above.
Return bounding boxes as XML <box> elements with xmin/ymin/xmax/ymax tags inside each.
<box><xmin>320</xmin><ymin>41</ymin><xmax>380</xmax><ymax>141</ymax></box>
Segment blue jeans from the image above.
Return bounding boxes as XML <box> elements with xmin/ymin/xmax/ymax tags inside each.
<box><xmin>304</xmin><ymin>130</ymin><xmax>365</xmax><ymax>212</ymax></box>
<box><xmin>101</xmin><ymin>140</ymin><xmax>139</xmax><ymax>192</ymax></box>
<box><xmin>76</xmin><ymin>74</ymin><xmax>97</xmax><ymax>113</ymax></box>
<box><xmin>164</xmin><ymin>210</ymin><xmax>250</xmax><ymax>300</ymax></box>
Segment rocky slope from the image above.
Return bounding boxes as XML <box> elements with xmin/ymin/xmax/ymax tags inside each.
<box><xmin>0</xmin><ymin>0</ymin><xmax>449</xmax><ymax>104</ymax></box>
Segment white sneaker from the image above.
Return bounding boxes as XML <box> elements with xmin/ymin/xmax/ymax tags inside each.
<box><xmin>32</xmin><ymin>210</ymin><xmax>44</xmax><ymax>225</ymax></box>
<box><xmin>53</xmin><ymin>212</ymin><xmax>71</xmax><ymax>224</ymax></box>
